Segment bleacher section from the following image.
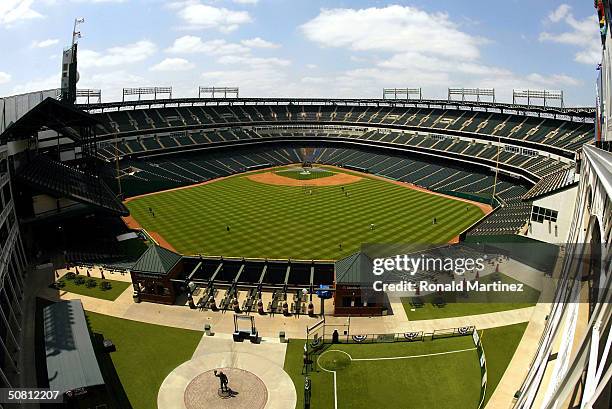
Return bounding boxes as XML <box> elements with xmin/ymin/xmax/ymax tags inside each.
<box><xmin>97</xmin><ymin>127</ymin><xmax>571</xmax><ymax>181</ymax></box>
<box><xmin>94</xmin><ymin>105</ymin><xmax>592</xmax><ymax>153</ymax></box>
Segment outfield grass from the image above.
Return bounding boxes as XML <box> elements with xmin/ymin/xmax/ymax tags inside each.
<box><xmin>86</xmin><ymin>312</ymin><xmax>202</xmax><ymax>409</ymax></box>
<box><xmin>126</xmin><ymin>167</ymin><xmax>484</xmax><ymax>259</ymax></box>
<box><xmin>56</xmin><ymin>276</ymin><xmax>131</xmax><ymax>301</ymax></box>
<box><xmin>284</xmin><ymin>322</ymin><xmax>527</xmax><ymax>409</ymax></box>
<box><xmin>402</xmin><ymin>273</ymin><xmax>540</xmax><ymax>320</ymax></box>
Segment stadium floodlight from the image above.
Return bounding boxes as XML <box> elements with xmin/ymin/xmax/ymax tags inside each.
<box><xmin>199</xmin><ymin>86</ymin><xmax>239</xmax><ymax>98</ymax></box>
<box><xmin>382</xmin><ymin>88</ymin><xmax>422</xmax><ymax>100</ymax></box>
<box><xmin>448</xmin><ymin>88</ymin><xmax>495</xmax><ymax>103</ymax></box>
<box><xmin>512</xmin><ymin>89</ymin><xmax>564</xmax><ymax>108</ymax></box>
<box><xmin>76</xmin><ymin>89</ymin><xmax>101</xmax><ymax>104</ymax></box>
<box><xmin>122</xmin><ymin>86</ymin><xmax>172</xmax><ymax>102</ymax></box>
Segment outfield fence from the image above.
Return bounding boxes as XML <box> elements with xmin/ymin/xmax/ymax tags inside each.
<box><xmin>306</xmin><ymin>318</ymin><xmax>476</xmax><ymax>351</ymax></box>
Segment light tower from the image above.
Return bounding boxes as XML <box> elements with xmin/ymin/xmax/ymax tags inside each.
<box><xmin>60</xmin><ymin>18</ymin><xmax>84</xmax><ymax>104</ymax></box>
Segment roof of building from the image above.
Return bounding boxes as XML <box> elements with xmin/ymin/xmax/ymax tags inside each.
<box><xmin>131</xmin><ymin>244</ymin><xmax>182</xmax><ymax>275</ymax></box>
<box><xmin>1</xmin><ymin>97</ymin><xmax>99</xmax><ymax>142</ymax></box>
<box><xmin>43</xmin><ymin>300</ymin><xmax>105</xmax><ymax>394</ymax></box>
<box><xmin>17</xmin><ymin>154</ymin><xmax>128</xmax><ymax>216</ymax></box>
<box><xmin>335</xmin><ymin>252</ymin><xmax>373</xmax><ymax>284</ymax></box>
<box><xmin>522</xmin><ymin>167</ymin><xmax>578</xmax><ymax>201</ymax></box>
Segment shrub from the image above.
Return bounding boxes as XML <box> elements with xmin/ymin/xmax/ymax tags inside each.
<box><xmin>73</xmin><ymin>276</ymin><xmax>85</xmax><ymax>286</ymax></box>
<box><xmin>64</xmin><ymin>272</ymin><xmax>76</xmax><ymax>280</ymax></box>
<box><xmin>85</xmin><ymin>279</ymin><xmax>98</xmax><ymax>288</ymax></box>
<box><xmin>100</xmin><ymin>281</ymin><xmax>112</xmax><ymax>291</ymax></box>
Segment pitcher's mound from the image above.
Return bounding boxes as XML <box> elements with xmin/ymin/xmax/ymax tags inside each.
<box><xmin>184</xmin><ymin>368</ymin><xmax>267</xmax><ymax>409</ymax></box>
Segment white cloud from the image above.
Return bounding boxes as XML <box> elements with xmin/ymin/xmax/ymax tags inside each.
<box><xmin>174</xmin><ymin>2</ymin><xmax>252</xmax><ymax>32</ymax></box>
<box><xmin>232</xmin><ymin>0</ymin><xmax>258</xmax><ymax>4</ymax></box>
<box><xmin>80</xmin><ymin>40</ymin><xmax>157</xmax><ymax>68</ymax></box>
<box><xmin>150</xmin><ymin>57</ymin><xmax>195</xmax><ymax>72</ymax></box>
<box><xmin>166</xmin><ymin>36</ymin><xmax>249</xmax><ymax>55</ymax></box>
<box><xmin>539</xmin><ymin>4</ymin><xmax>600</xmax><ymax>65</ymax></box>
<box><xmin>0</xmin><ymin>0</ymin><xmax>43</xmax><ymax>26</ymax></box>
<box><xmin>301</xmin><ymin>6</ymin><xmax>485</xmax><ymax>61</ymax></box>
<box><xmin>11</xmin><ymin>73</ymin><xmax>59</xmax><ymax>94</ymax></box>
<box><xmin>216</xmin><ymin>55</ymin><xmax>290</xmax><ymax>68</ymax></box>
<box><xmin>241</xmin><ymin>37</ymin><xmax>280</xmax><ymax>49</ymax></box>
<box><xmin>525</xmin><ymin>73</ymin><xmax>580</xmax><ymax>87</ymax></box>
<box><xmin>0</xmin><ymin>72</ymin><xmax>11</xmax><ymax>84</ymax></box>
<box><xmin>78</xmin><ymin>70</ymin><xmax>145</xmax><ymax>102</ymax></box>
<box><xmin>32</xmin><ymin>38</ymin><xmax>59</xmax><ymax>48</ymax></box>
<box><xmin>296</xmin><ymin>5</ymin><xmax>583</xmax><ymax>101</ymax></box>
<box><xmin>306</xmin><ymin>64</ymin><xmax>317</xmax><ymax>69</ymax></box>
<box><xmin>547</xmin><ymin>4</ymin><xmax>571</xmax><ymax>23</ymax></box>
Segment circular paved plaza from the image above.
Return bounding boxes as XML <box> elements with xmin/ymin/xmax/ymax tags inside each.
<box><xmin>158</xmin><ymin>351</ymin><xmax>296</xmax><ymax>409</ymax></box>
<box><xmin>184</xmin><ymin>368</ymin><xmax>267</xmax><ymax>409</ymax></box>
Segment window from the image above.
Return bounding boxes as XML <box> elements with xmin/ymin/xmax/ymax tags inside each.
<box><xmin>531</xmin><ymin>205</ymin><xmax>558</xmax><ymax>223</ymax></box>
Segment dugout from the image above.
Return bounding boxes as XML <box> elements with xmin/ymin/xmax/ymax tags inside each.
<box><xmin>334</xmin><ymin>252</ymin><xmax>386</xmax><ymax>316</ymax></box>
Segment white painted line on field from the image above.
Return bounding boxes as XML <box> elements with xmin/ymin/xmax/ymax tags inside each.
<box><xmin>316</xmin><ymin>347</ymin><xmax>476</xmax><ymax>409</ymax></box>
<box><xmin>317</xmin><ymin>349</ymin><xmax>350</xmax><ymax>409</ymax></box>
<box><xmin>351</xmin><ymin>347</ymin><xmax>477</xmax><ymax>361</ymax></box>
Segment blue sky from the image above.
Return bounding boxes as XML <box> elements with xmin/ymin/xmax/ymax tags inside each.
<box><xmin>0</xmin><ymin>0</ymin><xmax>601</xmax><ymax>105</ymax></box>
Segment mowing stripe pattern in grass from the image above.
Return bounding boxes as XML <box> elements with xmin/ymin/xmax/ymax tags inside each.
<box><xmin>126</xmin><ymin>168</ymin><xmax>484</xmax><ymax>260</ymax></box>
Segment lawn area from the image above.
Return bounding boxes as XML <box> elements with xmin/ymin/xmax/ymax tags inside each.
<box><xmin>283</xmin><ymin>322</ymin><xmax>527</xmax><ymax>409</ymax></box>
<box><xmin>86</xmin><ymin>312</ymin><xmax>202</xmax><ymax>409</ymax></box>
<box><xmin>56</xmin><ymin>275</ymin><xmax>131</xmax><ymax>301</ymax></box>
<box><xmin>480</xmin><ymin>322</ymin><xmax>528</xmax><ymax>405</ymax></box>
<box><xmin>402</xmin><ymin>272</ymin><xmax>540</xmax><ymax>320</ymax></box>
<box><xmin>284</xmin><ymin>335</ymin><xmax>481</xmax><ymax>409</ymax></box>
<box><xmin>126</xmin><ymin>167</ymin><xmax>484</xmax><ymax>260</ymax></box>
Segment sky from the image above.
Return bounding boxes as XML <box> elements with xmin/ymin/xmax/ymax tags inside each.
<box><xmin>0</xmin><ymin>0</ymin><xmax>602</xmax><ymax>105</ymax></box>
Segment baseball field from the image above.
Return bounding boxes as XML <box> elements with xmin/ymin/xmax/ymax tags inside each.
<box><xmin>124</xmin><ymin>166</ymin><xmax>488</xmax><ymax>260</ymax></box>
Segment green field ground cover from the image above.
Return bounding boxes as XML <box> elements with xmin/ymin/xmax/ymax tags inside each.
<box><xmin>126</xmin><ymin>168</ymin><xmax>484</xmax><ymax>260</ymax></box>
<box><xmin>283</xmin><ymin>322</ymin><xmax>527</xmax><ymax>409</ymax></box>
<box><xmin>86</xmin><ymin>312</ymin><xmax>202</xmax><ymax>409</ymax></box>
<box><xmin>55</xmin><ymin>276</ymin><xmax>131</xmax><ymax>301</ymax></box>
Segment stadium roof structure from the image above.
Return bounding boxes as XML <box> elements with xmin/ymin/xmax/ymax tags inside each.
<box><xmin>17</xmin><ymin>154</ymin><xmax>128</xmax><ymax>216</ymax></box>
<box><xmin>76</xmin><ymin>97</ymin><xmax>595</xmax><ymax>119</ymax></box>
<box><xmin>522</xmin><ymin>167</ymin><xmax>579</xmax><ymax>201</ymax></box>
<box><xmin>335</xmin><ymin>252</ymin><xmax>373</xmax><ymax>284</ymax></box>
<box><xmin>0</xmin><ymin>97</ymin><xmax>99</xmax><ymax>143</ymax></box>
<box><xmin>131</xmin><ymin>244</ymin><xmax>182</xmax><ymax>275</ymax></box>
<box><xmin>43</xmin><ymin>300</ymin><xmax>105</xmax><ymax>394</ymax></box>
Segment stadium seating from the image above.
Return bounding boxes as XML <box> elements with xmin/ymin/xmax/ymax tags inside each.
<box><xmin>94</xmin><ymin>105</ymin><xmax>592</xmax><ymax>153</ymax></box>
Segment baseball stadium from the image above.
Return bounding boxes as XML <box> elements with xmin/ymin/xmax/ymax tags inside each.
<box><xmin>0</xmin><ymin>2</ymin><xmax>610</xmax><ymax>409</ymax></box>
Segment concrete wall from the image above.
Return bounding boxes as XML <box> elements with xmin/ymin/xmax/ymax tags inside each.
<box><xmin>525</xmin><ymin>185</ymin><xmax>578</xmax><ymax>243</ymax></box>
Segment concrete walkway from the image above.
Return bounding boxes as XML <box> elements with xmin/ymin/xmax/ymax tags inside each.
<box><xmin>157</xmin><ymin>335</ymin><xmax>297</xmax><ymax>409</ymax></box>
